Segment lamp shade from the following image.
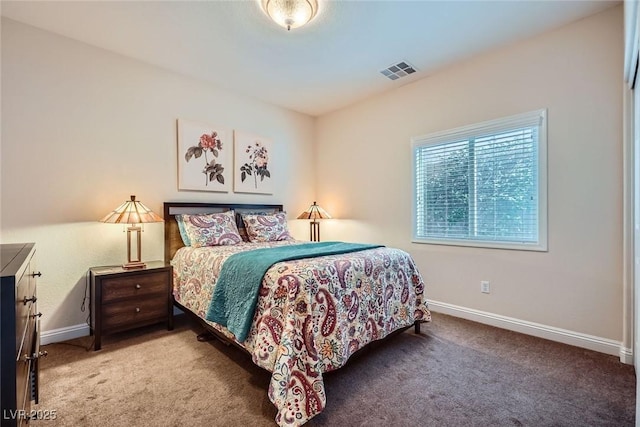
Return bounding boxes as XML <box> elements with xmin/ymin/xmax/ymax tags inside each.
<box><xmin>261</xmin><ymin>0</ymin><xmax>318</xmax><ymax>31</ymax></box>
<box><xmin>100</xmin><ymin>195</ymin><xmax>163</xmax><ymax>224</ymax></box>
<box><xmin>297</xmin><ymin>201</ymin><xmax>331</xmax><ymax>220</ymax></box>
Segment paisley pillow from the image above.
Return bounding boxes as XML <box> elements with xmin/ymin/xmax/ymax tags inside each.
<box><xmin>175</xmin><ymin>216</ymin><xmax>192</xmax><ymax>246</ymax></box>
<box><xmin>179</xmin><ymin>211</ymin><xmax>242</xmax><ymax>247</ymax></box>
<box><xmin>241</xmin><ymin>212</ymin><xmax>292</xmax><ymax>242</ymax></box>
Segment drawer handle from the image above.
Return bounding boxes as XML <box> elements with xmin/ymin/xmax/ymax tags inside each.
<box><xmin>30</xmin><ymin>312</ymin><xmax>43</xmax><ymax>319</ymax></box>
<box><xmin>135</xmin><ymin>284</ymin><xmax>141</xmax><ymax>289</ymax></box>
<box><xmin>23</xmin><ymin>296</ymin><xmax>37</xmax><ymax>305</ymax></box>
<box><xmin>32</xmin><ymin>271</ymin><xmax>42</xmax><ymax>278</ymax></box>
<box><xmin>23</xmin><ymin>350</ymin><xmax>48</xmax><ymax>362</ymax></box>
<box><xmin>135</xmin><ymin>307</ymin><xmax>140</xmax><ymax>313</ymax></box>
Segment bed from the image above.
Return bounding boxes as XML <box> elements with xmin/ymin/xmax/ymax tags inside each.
<box><xmin>164</xmin><ymin>202</ymin><xmax>430</xmax><ymax>426</ymax></box>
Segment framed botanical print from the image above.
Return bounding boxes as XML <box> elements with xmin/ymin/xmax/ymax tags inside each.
<box><xmin>233</xmin><ymin>130</ymin><xmax>274</xmax><ymax>194</ymax></box>
<box><xmin>177</xmin><ymin>119</ymin><xmax>231</xmax><ymax>192</ymax></box>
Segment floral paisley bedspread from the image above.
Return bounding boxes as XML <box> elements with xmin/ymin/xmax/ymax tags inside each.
<box><xmin>171</xmin><ymin>240</ymin><xmax>430</xmax><ymax>426</ymax></box>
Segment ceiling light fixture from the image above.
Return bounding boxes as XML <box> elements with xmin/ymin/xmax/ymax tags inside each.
<box><xmin>261</xmin><ymin>0</ymin><xmax>318</xmax><ymax>31</ymax></box>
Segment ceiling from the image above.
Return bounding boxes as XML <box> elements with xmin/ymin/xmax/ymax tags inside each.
<box><xmin>1</xmin><ymin>0</ymin><xmax>618</xmax><ymax>117</ymax></box>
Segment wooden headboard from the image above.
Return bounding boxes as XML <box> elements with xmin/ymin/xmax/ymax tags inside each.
<box><xmin>163</xmin><ymin>202</ymin><xmax>284</xmax><ymax>263</ymax></box>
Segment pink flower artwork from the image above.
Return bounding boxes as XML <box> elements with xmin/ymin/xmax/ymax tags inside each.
<box><xmin>177</xmin><ymin>119</ymin><xmax>231</xmax><ymax>192</ymax></box>
<box><xmin>234</xmin><ymin>131</ymin><xmax>274</xmax><ymax>195</ymax></box>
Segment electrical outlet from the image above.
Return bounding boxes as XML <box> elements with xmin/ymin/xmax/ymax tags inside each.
<box><xmin>480</xmin><ymin>281</ymin><xmax>490</xmax><ymax>294</ymax></box>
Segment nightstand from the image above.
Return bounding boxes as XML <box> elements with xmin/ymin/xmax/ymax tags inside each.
<box><xmin>89</xmin><ymin>261</ymin><xmax>173</xmax><ymax>351</ymax></box>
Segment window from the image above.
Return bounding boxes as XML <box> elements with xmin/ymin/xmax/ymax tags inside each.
<box><xmin>412</xmin><ymin>109</ymin><xmax>547</xmax><ymax>251</ymax></box>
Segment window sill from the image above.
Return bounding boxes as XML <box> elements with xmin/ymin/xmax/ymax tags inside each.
<box><xmin>411</xmin><ymin>238</ymin><xmax>548</xmax><ymax>252</ymax></box>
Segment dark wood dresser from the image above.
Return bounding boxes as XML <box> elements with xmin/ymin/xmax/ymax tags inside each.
<box><xmin>1</xmin><ymin>243</ymin><xmax>43</xmax><ymax>426</ymax></box>
<box><xmin>90</xmin><ymin>261</ymin><xmax>173</xmax><ymax>351</ymax></box>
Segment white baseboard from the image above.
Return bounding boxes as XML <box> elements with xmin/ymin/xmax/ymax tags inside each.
<box><xmin>41</xmin><ymin>323</ymin><xmax>90</xmax><ymax>345</ymax></box>
<box><xmin>41</xmin><ymin>310</ymin><xmax>183</xmax><ymax>345</ymax></box>
<box><xmin>39</xmin><ymin>303</ymin><xmax>634</xmax><ymax>364</ymax></box>
<box><xmin>428</xmin><ymin>300</ymin><xmax>631</xmax><ymax>364</ymax></box>
<box><xmin>620</xmin><ymin>346</ymin><xmax>634</xmax><ymax>365</ymax></box>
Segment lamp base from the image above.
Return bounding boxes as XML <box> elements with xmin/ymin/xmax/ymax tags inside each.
<box><xmin>310</xmin><ymin>221</ymin><xmax>320</xmax><ymax>242</ymax></box>
<box><xmin>124</xmin><ymin>225</ymin><xmax>145</xmax><ymax>269</ymax></box>
<box><xmin>123</xmin><ymin>261</ymin><xmax>146</xmax><ymax>270</ymax></box>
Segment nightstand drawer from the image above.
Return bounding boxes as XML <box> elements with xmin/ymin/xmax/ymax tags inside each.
<box><xmin>90</xmin><ymin>261</ymin><xmax>173</xmax><ymax>350</ymax></box>
<box><xmin>101</xmin><ymin>271</ymin><xmax>168</xmax><ymax>302</ymax></box>
<box><xmin>102</xmin><ymin>296</ymin><xmax>168</xmax><ymax>330</ymax></box>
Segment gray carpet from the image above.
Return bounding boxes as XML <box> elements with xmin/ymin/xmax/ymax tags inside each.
<box><xmin>34</xmin><ymin>313</ymin><xmax>635</xmax><ymax>426</ymax></box>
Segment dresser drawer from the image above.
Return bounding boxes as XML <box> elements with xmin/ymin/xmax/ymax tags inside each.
<box><xmin>101</xmin><ymin>271</ymin><xmax>168</xmax><ymax>303</ymax></box>
<box><xmin>15</xmin><ymin>270</ymin><xmax>34</xmax><ymax>357</ymax></box>
<box><xmin>101</xmin><ymin>295</ymin><xmax>168</xmax><ymax>331</ymax></box>
<box><xmin>2</xmin><ymin>242</ymin><xmax>39</xmax><ymax>426</ymax></box>
<box><xmin>17</xmin><ymin>303</ymin><xmax>34</xmax><ymax>360</ymax></box>
<box><xmin>15</xmin><ymin>354</ymin><xmax>31</xmax><ymax>425</ymax></box>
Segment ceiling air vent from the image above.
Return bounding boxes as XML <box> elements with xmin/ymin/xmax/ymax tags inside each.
<box><xmin>380</xmin><ymin>61</ymin><xmax>417</xmax><ymax>81</ymax></box>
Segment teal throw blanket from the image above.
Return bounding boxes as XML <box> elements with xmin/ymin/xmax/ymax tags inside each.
<box><xmin>206</xmin><ymin>241</ymin><xmax>382</xmax><ymax>342</ymax></box>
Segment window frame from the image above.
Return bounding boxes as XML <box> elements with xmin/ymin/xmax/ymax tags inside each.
<box><xmin>411</xmin><ymin>109</ymin><xmax>548</xmax><ymax>251</ymax></box>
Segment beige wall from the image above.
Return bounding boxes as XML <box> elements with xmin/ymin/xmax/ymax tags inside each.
<box><xmin>316</xmin><ymin>7</ymin><xmax>623</xmax><ymax>340</ymax></box>
<box><xmin>0</xmin><ymin>18</ymin><xmax>315</xmax><ymax>332</ymax></box>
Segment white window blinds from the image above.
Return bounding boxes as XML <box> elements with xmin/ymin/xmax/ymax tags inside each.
<box><xmin>412</xmin><ymin>109</ymin><xmax>547</xmax><ymax>251</ymax></box>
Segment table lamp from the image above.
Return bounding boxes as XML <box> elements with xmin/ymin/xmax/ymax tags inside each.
<box><xmin>100</xmin><ymin>195</ymin><xmax>163</xmax><ymax>269</ymax></box>
<box><xmin>297</xmin><ymin>201</ymin><xmax>331</xmax><ymax>242</ymax></box>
